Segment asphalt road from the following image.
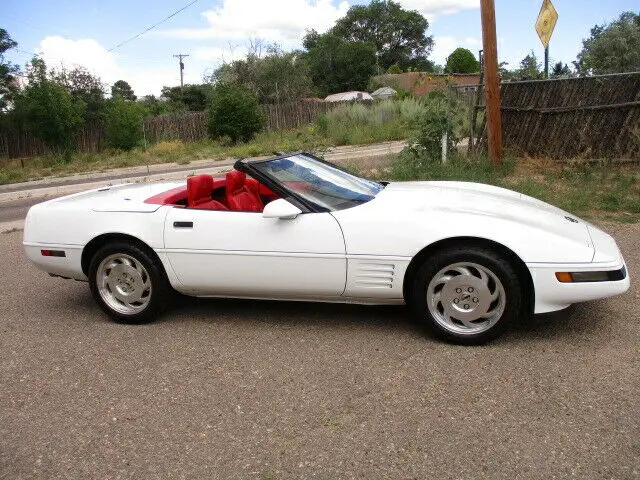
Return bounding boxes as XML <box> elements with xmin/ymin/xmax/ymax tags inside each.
<box><xmin>1</xmin><ymin>223</ymin><xmax>638</xmax><ymax>479</ymax></box>
<box><xmin>0</xmin><ymin>197</ymin><xmax>43</xmax><ymax>224</ymax></box>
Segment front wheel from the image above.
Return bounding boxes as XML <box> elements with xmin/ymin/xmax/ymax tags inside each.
<box><xmin>88</xmin><ymin>242</ymin><xmax>170</xmax><ymax>324</ymax></box>
<box><xmin>410</xmin><ymin>246</ymin><xmax>522</xmax><ymax>345</ymax></box>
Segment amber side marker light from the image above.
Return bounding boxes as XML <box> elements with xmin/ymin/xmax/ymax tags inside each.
<box><xmin>555</xmin><ymin>267</ymin><xmax>626</xmax><ymax>283</ymax></box>
<box><xmin>555</xmin><ymin>272</ymin><xmax>573</xmax><ymax>283</ymax></box>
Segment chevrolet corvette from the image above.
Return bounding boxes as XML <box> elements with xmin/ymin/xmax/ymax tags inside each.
<box><xmin>23</xmin><ymin>152</ymin><xmax>629</xmax><ymax>344</ymax></box>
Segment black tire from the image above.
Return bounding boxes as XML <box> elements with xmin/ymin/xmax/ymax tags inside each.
<box><xmin>88</xmin><ymin>242</ymin><xmax>171</xmax><ymax>324</ymax></box>
<box><xmin>410</xmin><ymin>246</ymin><xmax>522</xmax><ymax>345</ymax></box>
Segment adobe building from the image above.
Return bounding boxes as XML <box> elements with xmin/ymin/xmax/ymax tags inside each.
<box><xmin>372</xmin><ymin>72</ymin><xmax>481</xmax><ymax>96</ymax></box>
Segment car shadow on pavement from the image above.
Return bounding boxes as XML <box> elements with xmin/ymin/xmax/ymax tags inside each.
<box><xmin>171</xmin><ymin>295</ymin><xmax>426</xmax><ymax>337</ymax></box>
<box><xmin>508</xmin><ymin>301</ymin><xmax>614</xmax><ymax>343</ymax></box>
<box><xmin>54</xmin><ymin>287</ymin><xmax>614</xmax><ymax>344</ymax></box>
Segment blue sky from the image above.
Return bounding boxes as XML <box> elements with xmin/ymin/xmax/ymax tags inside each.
<box><xmin>2</xmin><ymin>0</ymin><xmax>637</xmax><ymax>96</ymax></box>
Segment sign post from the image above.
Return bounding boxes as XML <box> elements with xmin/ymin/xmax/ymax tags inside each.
<box><xmin>535</xmin><ymin>0</ymin><xmax>558</xmax><ymax>78</ymax></box>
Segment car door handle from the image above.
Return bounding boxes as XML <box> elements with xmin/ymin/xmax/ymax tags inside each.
<box><xmin>173</xmin><ymin>221</ymin><xmax>193</xmax><ymax>228</ymax></box>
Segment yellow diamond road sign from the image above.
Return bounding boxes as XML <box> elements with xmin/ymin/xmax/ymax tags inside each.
<box><xmin>536</xmin><ymin>0</ymin><xmax>558</xmax><ymax>48</ymax></box>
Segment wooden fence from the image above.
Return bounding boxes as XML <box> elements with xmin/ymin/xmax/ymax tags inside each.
<box><xmin>261</xmin><ymin>101</ymin><xmax>332</xmax><ymax>131</ymax></box>
<box><xmin>0</xmin><ymin>101</ymin><xmax>335</xmax><ymax>159</ymax></box>
<box><xmin>498</xmin><ymin>73</ymin><xmax>640</xmax><ymax>159</ymax></box>
<box><xmin>143</xmin><ymin>112</ymin><xmax>208</xmax><ymax>144</ymax></box>
<box><xmin>0</xmin><ymin>121</ymin><xmax>106</xmax><ymax>159</ymax></box>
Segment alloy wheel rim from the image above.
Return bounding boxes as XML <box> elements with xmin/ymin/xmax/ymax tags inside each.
<box><xmin>426</xmin><ymin>262</ymin><xmax>506</xmax><ymax>335</ymax></box>
<box><xmin>96</xmin><ymin>253</ymin><xmax>152</xmax><ymax>315</ymax></box>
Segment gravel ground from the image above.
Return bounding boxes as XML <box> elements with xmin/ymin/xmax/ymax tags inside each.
<box><xmin>1</xmin><ymin>222</ymin><xmax>638</xmax><ymax>479</ymax></box>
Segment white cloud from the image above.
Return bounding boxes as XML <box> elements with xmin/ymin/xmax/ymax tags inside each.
<box><xmin>37</xmin><ymin>36</ymin><xmax>119</xmax><ymax>80</ymax></box>
<box><xmin>464</xmin><ymin>37</ymin><xmax>482</xmax><ymax>48</ymax></box>
<box><xmin>35</xmin><ymin>36</ymin><xmax>179</xmax><ymax>97</ymax></box>
<box><xmin>397</xmin><ymin>0</ymin><xmax>479</xmax><ymax>16</ymax></box>
<box><xmin>431</xmin><ymin>35</ymin><xmax>482</xmax><ymax>64</ymax></box>
<box><xmin>160</xmin><ymin>0</ymin><xmax>349</xmax><ymax>44</ymax></box>
<box><xmin>431</xmin><ymin>36</ymin><xmax>457</xmax><ymax>64</ymax></box>
<box><xmin>193</xmin><ymin>45</ymin><xmax>249</xmax><ymax>63</ymax></box>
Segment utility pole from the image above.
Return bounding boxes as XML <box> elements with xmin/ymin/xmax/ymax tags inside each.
<box><xmin>480</xmin><ymin>0</ymin><xmax>502</xmax><ymax>166</ymax></box>
<box><xmin>173</xmin><ymin>54</ymin><xmax>189</xmax><ymax>88</ymax></box>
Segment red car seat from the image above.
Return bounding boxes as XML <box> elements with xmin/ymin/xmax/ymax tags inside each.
<box><xmin>187</xmin><ymin>174</ymin><xmax>228</xmax><ymax>210</ymax></box>
<box><xmin>225</xmin><ymin>170</ymin><xmax>264</xmax><ymax>212</ymax></box>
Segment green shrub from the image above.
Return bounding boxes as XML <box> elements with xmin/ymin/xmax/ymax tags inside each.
<box><xmin>104</xmin><ymin>97</ymin><xmax>146</xmax><ymax>150</ymax></box>
<box><xmin>371</xmin><ymin>100</ymin><xmax>399</xmax><ymax>124</ymax></box>
<box><xmin>402</xmin><ymin>90</ymin><xmax>467</xmax><ymax>162</ymax></box>
<box><xmin>315</xmin><ymin>113</ymin><xmax>329</xmax><ymax>137</ymax></box>
<box><xmin>207</xmin><ymin>84</ymin><xmax>265</xmax><ymax>143</ymax></box>
<box><xmin>326</xmin><ymin>102</ymin><xmax>372</xmax><ymax>125</ymax></box>
<box><xmin>397</xmin><ymin>97</ymin><xmax>424</xmax><ymax>127</ymax></box>
<box><xmin>12</xmin><ymin>79</ymin><xmax>85</xmax><ymax>157</ymax></box>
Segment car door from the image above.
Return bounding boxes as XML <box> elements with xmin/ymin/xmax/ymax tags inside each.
<box><xmin>163</xmin><ymin>207</ymin><xmax>347</xmax><ymax>298</ymax></box>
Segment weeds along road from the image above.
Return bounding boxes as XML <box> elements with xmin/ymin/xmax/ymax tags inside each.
<box><xmin>0</xmin><ymin>221</ymin><xmax>638</xmax><ymax>478</ymax></box>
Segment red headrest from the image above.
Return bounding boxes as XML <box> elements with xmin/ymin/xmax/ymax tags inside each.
<box><xmin>226</xmin><ymin>170</ymin><xmax>246</xmax><ymax>193</ymax></box>
<box><xmin>187</xmin><ymin>174</ymin><xmax>214</xmax><ymax>206</ymax></box>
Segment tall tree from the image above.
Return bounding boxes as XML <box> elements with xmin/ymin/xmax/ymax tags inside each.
<box><xmin>111</xmin><ymin>80</ymin><xmax>136</xmax><ymax>101</ymax></box>
<box><xmin>302</xmin><ymin>32</ymin><xmax>376</xmax><ymax>96</ymax></box>
<box><xmin>138</xmin><ymin>94</ymin><xmax>178</xmax><ymax>116</ymax></box>
<box><xmin>160</xmin><ymin>84</ymin><xmax>213</xmax><ymax>111</ymax></box>
<box><xmin>330</xmin><ymin>0</ymin><xmax>433</xmax><ymax>71</ymax></box>
<box><xmin>210</xmin><ymin>46</ymin><xmax>313</xmax><ymax>104</ymax></box>
<box><xmin>51</xmin><ymin>66</ymin><xmax>105</xmax><ymax>122</ymax></box>
<box><xmin>576</xmin><ymin>11</ymin><xmax>640</xmax><ymax>74</ymax></box>
<box><xmin>0</xmin><ymin>29</ymin><xmax>19</xmax><ymax>112</ymax></box>
<box><xmin>517</xmin><ymin>51</ymin><xmax>541</xmax><ymax>79</ymax></box>
<box><xmin>551</xmin><ymin>61</ymin><xmax>571</xmax><ymax>77</ymax></box>
<box><xmin>445</xmin><ymin>48</ymin><xmax>480</xmax><ymax>73</ymax></box>
<box><xmin>12</xmin><ymin>58</ymin><xmax>85</xmax><ymax>155</ymax></box>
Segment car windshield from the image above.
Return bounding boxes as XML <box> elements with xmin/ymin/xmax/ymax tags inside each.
<box><xmin>252</xmin><ymin>154</ymin><xmax>384</xmax><ymax>211</ymax></box>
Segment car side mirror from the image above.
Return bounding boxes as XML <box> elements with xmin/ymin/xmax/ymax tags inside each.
<box><xmin>262</xmin><ymin>199</ymin><xmax>302</xmax><ymax>220</ymax></box>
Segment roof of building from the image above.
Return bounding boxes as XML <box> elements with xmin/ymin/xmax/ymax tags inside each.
<box><xmin>324</xmin><ymin>91</ymin><xmax>374</xmax><ymax>102</ymax></box>
<box><xmin>371</xmin><ymin>86</ymin><xmax>397</xmax><ymax>97</ymax></box>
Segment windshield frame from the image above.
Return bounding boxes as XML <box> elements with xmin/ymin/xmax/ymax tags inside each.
<box><xmin>236</xmin><ymin>152</ymin><xmax>383</xmax><ymax>213</ymax></box>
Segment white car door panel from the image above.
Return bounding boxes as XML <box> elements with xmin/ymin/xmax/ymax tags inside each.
<box><xmin>163</xmin><ymin>208</ymin><xmax>346</xmax><ymax>297</ymax></box>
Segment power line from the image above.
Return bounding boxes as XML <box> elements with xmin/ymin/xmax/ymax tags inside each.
<box><xmin>107</xmin><ymin>0</ymin><xmax>201</xmax><ymax>52</ymax></box>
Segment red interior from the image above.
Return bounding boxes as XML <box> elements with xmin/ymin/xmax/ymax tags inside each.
<box><xmin>225</xmin><ymin>170</ymin><xmax>264</xmax><ymax>212</ymax></box>
<box><xmin>187</xmin><ymin>175</ymin><xmax>228</xmax><ymax>210</ymax></box>
<box><xmin>144</xmin><ymin>171</ymin><xmax>279</xmax><ymax>211</ymax></box>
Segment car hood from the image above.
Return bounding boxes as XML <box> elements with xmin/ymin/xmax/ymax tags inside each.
<box><xmin>375</xmin><ymin>180</ymin><xmax>593</xmax><ymax>254</ymax></box>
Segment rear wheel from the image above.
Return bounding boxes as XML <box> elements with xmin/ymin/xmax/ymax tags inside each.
<box><xmin>410</xmin><ymin>246</ymin><xmax>522</xmax><ymax>345</ymax></box>
<box><xmin>88</xmin><ymin>242</ymin><xmax>170</xmax><ymax>324</ymax></box>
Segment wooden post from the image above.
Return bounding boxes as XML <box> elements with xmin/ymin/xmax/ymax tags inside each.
<box><xmin>480</xmin><ymin>0</ymin><xmax>502</xmax><ymax>165</ymax></box>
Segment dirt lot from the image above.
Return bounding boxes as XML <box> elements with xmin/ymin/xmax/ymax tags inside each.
<box><xmin>1</xmin><ymin>222</ymin><xmax>638</xmax><ymax>479</ymax></box>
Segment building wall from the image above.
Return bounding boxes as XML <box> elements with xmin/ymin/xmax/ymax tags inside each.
<box><xmin>373</xmin><ymin>73</ymin><xmax>481</xmax><ymax>96</ymax></box>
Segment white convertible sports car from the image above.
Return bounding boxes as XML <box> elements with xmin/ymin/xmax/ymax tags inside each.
<box><xmin>24</xmin><ymin>152</ymin><xmax>629</xmax><ymax>344</ymax></box>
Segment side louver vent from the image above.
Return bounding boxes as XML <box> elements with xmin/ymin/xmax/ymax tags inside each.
<box><xmin>354</xmin><ymin>263</ymin><xmax>395</xmax><ymax>289</ymax></box>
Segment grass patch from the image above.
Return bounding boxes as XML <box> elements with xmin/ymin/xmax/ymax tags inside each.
<box><xmin>385</xmin><ymin>152</ymin><xmax>640</xmax><ymax>222</ymax></box>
